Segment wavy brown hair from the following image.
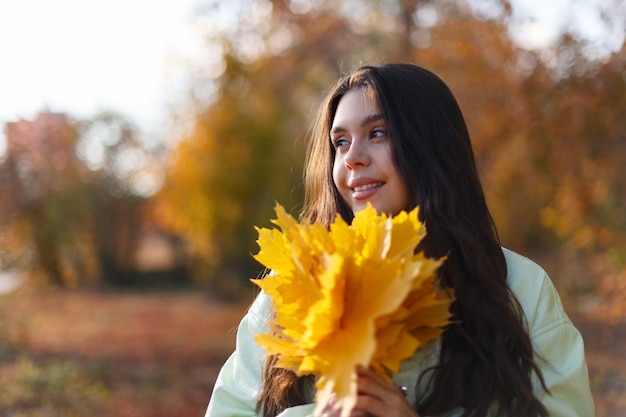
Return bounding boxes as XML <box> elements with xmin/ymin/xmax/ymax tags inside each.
<box><xmin>258</xmin><ymin>63</ymin><xmax>548</xmax><ymax>417</ymax></box>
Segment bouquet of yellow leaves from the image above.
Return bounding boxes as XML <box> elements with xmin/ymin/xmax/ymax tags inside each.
<box><xmin>252</xmin><ymin>203</ymin><xmax>454</xmax><ymax>416</ymax></box>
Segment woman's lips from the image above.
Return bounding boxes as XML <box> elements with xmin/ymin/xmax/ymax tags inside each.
<box><xmin>352</xmin><ymin>182</ymin><xmax>384</xmax><ymax>199</ymax></box>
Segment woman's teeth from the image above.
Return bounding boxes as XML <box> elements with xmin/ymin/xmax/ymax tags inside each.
<box><xmin>354</xmin><ymin>182</ymin><xmax>384</xmax><ymax>192</ymax></box>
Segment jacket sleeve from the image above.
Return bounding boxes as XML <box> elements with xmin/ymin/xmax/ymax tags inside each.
<box><xmin>524</xmin><ymin>270</ymin><xmax>595</xmax><ymax>416</ymax></box>
<box><xmin>205</xmin><ymin>293</ymin><xmax>317</xmax><ymax>417</ymax></box>
<box><xmin>205</xmin><ymin>293</ymin><xmax>270</xmax><ymax>417</ymax></box>
<box><xmin>533</xmin><ymin>320</ymin><xmax>595</xmax><ymax>417</ymax></box>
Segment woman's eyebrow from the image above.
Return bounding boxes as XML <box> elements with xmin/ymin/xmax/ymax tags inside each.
<box><xmin>361</xmin><ymin>113</ymin><xmax>384</xmax><ymax>126</ymax></box>
<box><xmin>330</xmin><ymin>113</ymin><xmax>384</xmax><ymax>135</ymax></box>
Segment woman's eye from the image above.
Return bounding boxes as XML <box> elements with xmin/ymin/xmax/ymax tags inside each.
<box><xmin>332</xmin><ymin>137</ymin><xmax>350</xmax><ymax>149</ymax></box>
<box><xmin>371</xmin><ymin>128</ymin><xmax>387</xmax><ymax>139</ymax></box>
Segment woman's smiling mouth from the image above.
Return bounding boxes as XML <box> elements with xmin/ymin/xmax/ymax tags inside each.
<box><xmin>353</xmin><ymin>182</ymin><xmax>385</xmax><ymax>192</ymax></box>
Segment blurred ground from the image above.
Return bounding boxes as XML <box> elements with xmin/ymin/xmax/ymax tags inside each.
<box><xmin>0</xmin><ymin>287</ymin><xmax>624</xmax><ymax>416</ymax></box>
<box><xmin>0</xmin><ymin>287</ymin><xmax>253</xmax><ymax>417</ymax></box>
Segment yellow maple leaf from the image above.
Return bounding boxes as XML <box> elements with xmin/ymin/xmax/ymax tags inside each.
<box><xmin>251</xmin><ymin>203</ymin><xmax>453</xmax><ymax>417</ymax></box>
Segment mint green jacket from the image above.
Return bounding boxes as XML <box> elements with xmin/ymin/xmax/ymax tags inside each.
<box><xmin>205</xmin><ymin>249</ymin><xmax>595</xmax><ymax>416</ymax></box>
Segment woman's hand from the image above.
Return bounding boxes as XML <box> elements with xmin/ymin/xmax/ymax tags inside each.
<box><xmin>320</xmin><ymin>366</ymin><xmax>421</xmax><ymax>417</ymax></box>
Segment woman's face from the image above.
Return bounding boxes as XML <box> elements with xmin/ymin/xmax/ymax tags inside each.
<box><xmin>331</xmin><ymin>88</ymin><xmax>410</xmax><ymax>216</ymax></box>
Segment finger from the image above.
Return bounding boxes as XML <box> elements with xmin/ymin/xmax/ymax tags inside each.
<box><xmin>353</xmin><ymin>393</ymin><xmax>418</xmax><ymax>417</ymax></box>
<box><xmin>357</xmin><ymin>366</ymin><xmax>409</xmax><ymax>399</ymax></box>
<box><xmin>355</xmin><ymin>366</ymin><xmax>400</xmax><ymax>398</ymax></box>
<box><xmin>353</xmin><ymin>367</ymin><xmax>419</xmax><ymax>417</ymax></box>
<box><xmin>320</xmin><ymin>404</ymin><xmax>367</xmax><ymax>417</ymax></box>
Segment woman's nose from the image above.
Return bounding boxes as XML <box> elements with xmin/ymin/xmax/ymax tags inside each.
<box><xmin>344</xmin><ymin>140</ymin><xmax>370</xmax><ymax>168</ymax></box>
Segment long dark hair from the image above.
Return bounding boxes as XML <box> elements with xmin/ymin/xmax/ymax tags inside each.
<box><xmin>259</xmin><ymin>63</ymin><xmax>548</xmax><ymax>417</ymax></box>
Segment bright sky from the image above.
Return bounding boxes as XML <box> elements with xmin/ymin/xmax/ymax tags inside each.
<box><xmin>0</xmin><ymin>0</ymin><xmax>201</xmax><ymax>141</ymax></box>
<box><xmin>0</xmin><ymin>0</ymin><xmax>623</xmax><ymax>154</ymax></box>
<box><xmin>510</xmin><ymin>0</ymin><xmax>623</xmax><ymax>54</ymax></box>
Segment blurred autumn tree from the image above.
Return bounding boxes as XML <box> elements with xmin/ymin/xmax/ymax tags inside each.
<box><xmin>0</xmin><ymin>111</ymin><xmax>164</xmax><ymax>287</ymax></box>
<box><xmin>76</xmin><ymin>112</ymin><xmax>167</xmax><ymax>286</ymax></box>
<box><xmin>0</xmin><ymin>112</ymin><xmax>92</xmax><ymax>286</ymax></box>
<box><xmin>157</xmin><ymin>0</ymin><xmax>625</xmax><ymax>314</ymax></box>
<box><xmin>156</xmin><ymin>58</ymin><xmax>306</xmax><ymax>285</ymax></box>
<box><xmin>155</xmin><ymin>0</ymin><xmax>423</xmax><ymax>285</ymax></box>
<box><xmin>527</xmin><ymin>42</ymin><xmax>626</xmax><ymax>319</ymax></box>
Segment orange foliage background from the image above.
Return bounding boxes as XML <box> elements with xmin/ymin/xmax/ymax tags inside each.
<box><xmin>1</xmin><ymin>0</ymin><xmax>625</xmax><ymax>415</ymax></box>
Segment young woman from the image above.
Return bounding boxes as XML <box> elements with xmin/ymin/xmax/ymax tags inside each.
<box><xmin>205</xmin><ymin>64</ymin><xmax>594</xmax><ymax>417</ymax></box>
